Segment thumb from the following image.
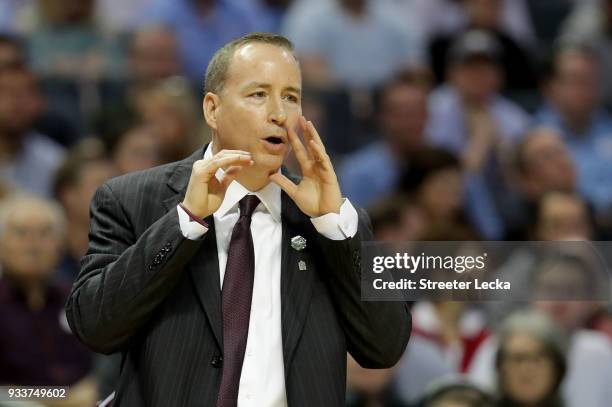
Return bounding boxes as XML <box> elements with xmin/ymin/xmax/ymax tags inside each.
<box><xmin>218</xmin><ymin>165</ymin><xmax>242</xmax><ymax>191</ymax></box>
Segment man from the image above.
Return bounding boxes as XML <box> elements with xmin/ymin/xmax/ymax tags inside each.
<box><xmin>0</xmin><ymin>195</ymin><xmax>97</xmax><ymax>406</ymax></box>
<box><xmin>53</xmin><ymin>139</ymin><xmax>117</xmax><ymax>280</ymax></box>
<box><xmin>505</xmin><ymin>127</ymin><xmax>578</xmax><ymax>239</ymax></box>
<box><xmin>142</xmin><ymin>0</ymin><xmax>257</xmax><ymax>82</ymax></box>
<box><xmin>427</xmin><ymin>29</ymin><xmax>530</xmax><ymax>239</ymax></box>
<box><xmin>338</xmin><ymin>72</ymin><xmax>429</xmax><ymax>208</ymax></box>
<box><xmin>428</xmin><ymin>0</ymin><xmax>536</xmax><ymax>92</ymax></box>
<box><xmin>533</xmin><ymin>43</ymin><xmax>612</xmax><ymax>216</ymax></box>
<box><xmin>0</xmin><ymin>63</ymin><xmax>65</xmax><ymax>197</ymax></box>
<box><xmin>66</xmin><ymin>33</ymin><xmax>411</xmax><ymax>406</ymax></box>
<box><xmin>283</xmin><ymin>0</ymin><xmax>424</xmax><ymax>88</ymax></box>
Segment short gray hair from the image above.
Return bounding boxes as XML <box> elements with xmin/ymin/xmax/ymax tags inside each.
<box><xmin>0</xmin><ymin>194</ymin><xmax>66</xmax><ymax>238</ymax></box>
<box><xmin>204</xmin><ymin>32</ymin><xmax>295</xmax><ymax>94</ymax></box>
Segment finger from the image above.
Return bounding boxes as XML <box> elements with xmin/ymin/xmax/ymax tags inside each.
<box><xmin>298</xmin><ymin>116</ymin><xmax>317</xmax><ymax>158</ymax></box>
<box><xmin>219</xmin><ymin>166</ymin><xmax>243</xmax><ymax>190</ymax></box>
<box><xmin>301</xmin><ymin>116</ymin><xmax>327</xmax><ymax>156</ymax></box>
<box><xmin>269</xmin><ymin>173</ymin><xmax>298</xmax><ymax>198</ymax></box>
<box><xmin>214</xmin><ymin>149</ymin><xmax>251</xmax><ymax>157</ymax></box>
<box><xmin>205</xmin><ymin>155</ymin><xmax>253</xmax><ymax>177</ymax></box>
<box><xmin>287</xmin><ymin>124</ymin><xmax>311</xmax><ymax>171</ymax></box>
<box><xmin>308</xmin><ymin>138</ymin><xmax>331</xmax><ymax>169</ymax></box>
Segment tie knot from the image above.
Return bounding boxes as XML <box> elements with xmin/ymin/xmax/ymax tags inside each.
<box><xmin>239</xmin><ymin>195</ymin><xmax>260</xmax><ymax>219</ymax></box>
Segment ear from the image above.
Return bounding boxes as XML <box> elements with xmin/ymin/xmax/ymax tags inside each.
<box><xmin>203</xmin><ymin>92</ymin><xmax>221</xmax><ymax>131</ymax></box>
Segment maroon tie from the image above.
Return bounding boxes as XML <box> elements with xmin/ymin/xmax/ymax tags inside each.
<box><xmin>216</xmin><ymin>195</ymin><xmax>260</xmax><ymax>407</ymax></box>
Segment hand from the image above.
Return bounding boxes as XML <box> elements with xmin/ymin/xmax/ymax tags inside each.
<box><xmin>463</xmin><ymin>107</ymin><xmax>498</xmax><ymax>172</ymax></box>
<box><xmin>269</xmin><ymin>116</ymin><xmax>343</xmax><ymax>217</ymax></box>
<box><xmin>182</xmin><ymin>150</ymin><xmax>253</xmax><ymax>218</ymax></box>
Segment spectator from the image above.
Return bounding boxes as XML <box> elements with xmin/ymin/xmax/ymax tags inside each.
<box><xmin>506</xmin><ymin>127</ymin><xmax>577</xmax><ymax>239</ymax></box>
<box><xmin>14</xmin><ymin>0</ymin><xmax>123</xmax><ymax>81</ymax></box>
<box><xmin>0</xmin><ymin>195</ymin><xmax>96</xmax><ymax>405</ymax></box>
<box><xmin>96</xmin><ymin>0</ymin><xmax>151</xmax><ymax>33</ymax></box>
<box><xmin>346</xmin><ymin>354</ymin><xmax>407</xmax><ymax>407</ymax></box>
<box><xmin>429</xmin><ymin>0</ymin><xmax>537</xmax><ymax>92</ymax></box>
<box><xmin>133</xmin><ymin>77</ymin><xmax>206</xmax><ymax>163</ymax></box>
<box><xmin>532</xmin><ymin>191</ymin><xmax>593</xmax><ymax>241</ymax></box>
<box><xmin>0</xmin><ymin>64</ymin><xmax>65</xmax><ymax>197</ymax></box>
<box><xmin>409</xmin><ymin>301</ymin><xmax>490</xmax><ymax>373</ymax></box>
<box><xmin>483</xmin><ymin>191</ymin><xmax>595</xmax><ymax>326</ymax></box>
<box><xmin>283</xmin><ymin>0</ymin><xmax>425</xmax><ymax>88</ymax></box>
<box><xmin>0</xmin><ymin>0</ymin><xmax>34</xmax><ymax>32</ymax></box>
<box><xmin>515</xmin><ymin>128</ymin><xmax>576</xmax><ymax>203</ymax></box>
<box><xmin>229</xmin><ymin>0</ymin><xmax>295</xmax><ymax>33</ymax></box>
<box><xmin>0</xmin><ymin>33</ymin><xmax>26</xmax><ymax>68</ymax></box>
<box><xmin>142</xmin><ymin>0</ymin><xmax>256</xmax><ymax>82</ymax></box>
<box><xmin>105</xmin><ymin>122</ymin><xmax>162</xmax><ymax>175</ymax></box>
<box><xmin>428</xmin><ymin>29</ymin><xmax>530</xmax><ymax>239</ymax></box>
<box><xmin>92</xmin><ymin>25</ymin><xmax>182</xmax><ymax>144</ymax></box>
<box><xmin>401</xmin><ymin>0</ymin><xmax>536</xmax><ymax>48</ymax></box>
<box><xmin>428</xmin><ymin>30</ymin><xmax>529</xmax><ymax>156</ymax></box>
<box><xmin>53</xmin><ymin>139</ymin><xmax>116</xmax><ymax>280</ymax></box>
<box><xmin>560</xmin><ymin>0</ymin><xmax>612</xmax><ymax>109</ymax></box>
<box><xmin>533</xmin><ymin>42</ymin><xmax>612</xmax><ymax>221</ymax></box>
<box><xmin>422</xmin><ymin>379</ymin><xmax>493</xmax><ymax>407</ymax></box>
<box><xmin>338</xmin><ymin>73</ymin><xmax>430</xmax><ymax>208</ymax></box>
<box><xmin>470</xmin><ymin>253</ymin><xmax>612</xmax><ymax>407</ymax></box>
<box><xmin>128</xmin><ymin>25</ymin><xmax>182</xmax><ymax>86</ymax></box>
<box><xmin>399</xmin><ymin>148</ymin><xmax>476</xmax><ymax>236</ymax></box>
<box><xmin>494</xmin><ymin>311</ymin><xmax>566</xmax><ymax>407</ymax></box>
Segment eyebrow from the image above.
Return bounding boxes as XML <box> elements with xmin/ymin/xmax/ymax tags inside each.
<box><xmin>243</xmin><ymin>82</ymin><xmax>302</xmax><ymax>96</ymax></box>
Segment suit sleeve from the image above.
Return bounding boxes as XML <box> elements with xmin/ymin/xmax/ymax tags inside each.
<box><xmin>317</xmin><ymin>207</ymin><xmax>412</xmax><ymax>369</ymax></box>
<box><xmin>65</xmin><ymin>182</ymin><xmax>204</xmax><ymax>354</ymax></box>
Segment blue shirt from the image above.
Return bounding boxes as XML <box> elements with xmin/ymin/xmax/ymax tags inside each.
<box><xmin>533</xmin><ymin>105</ymin><xmax>612</xmax><ymax>212</ymax></box>
<box><xmin>426</xmin><ymin>85</ymin><xmax>530</xmax><ymax>239</ymax></box>
<box><xmin>143</xmin><ymin>0</ymin><xmax>257</xmax><ymax>81</ymax></box>
<box><xmin>338</xmin><ymin>141</ymin><xmax>400</xmax><ymax>208</ymax></box>
<box><xmin>283</xmin><ymin>1</ymin><xmax>424</xmax><ymax>87</ymax></box>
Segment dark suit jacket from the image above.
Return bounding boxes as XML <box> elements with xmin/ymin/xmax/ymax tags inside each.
<box><xmin>65</xmin><ymin>146</ymin><xmax>411</xmax><ymax>407</ymax></box>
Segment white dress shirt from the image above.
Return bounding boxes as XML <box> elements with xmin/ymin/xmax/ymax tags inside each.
<box><xmin>176</xmin><ymin>143</ymin><xmax>358</xmax><ymax>406</ymax></box>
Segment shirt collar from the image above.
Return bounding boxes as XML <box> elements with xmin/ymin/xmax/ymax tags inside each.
<box><xmin>204</xmin><ymin>143</ymin><xmax>281</xmax><ymax>222</ymax></box>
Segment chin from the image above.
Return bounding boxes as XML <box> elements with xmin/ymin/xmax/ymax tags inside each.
<box><xmin>254</xmin><ymin>152</ymin><xmax>285</xmax><ymax>171</ymax></box>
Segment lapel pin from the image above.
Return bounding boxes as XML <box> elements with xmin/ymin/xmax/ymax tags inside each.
<box><xmin>291</xmin><ymin>235</ymin><xmax>307</xmax><ymax>251</ymax></box>
<box><xmin>298</xmin><ymin>260</ymin><xmax>307</xmax><ymax>271</ymax></box>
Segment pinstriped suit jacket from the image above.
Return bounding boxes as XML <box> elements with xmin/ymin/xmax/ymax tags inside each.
<box><xmin>65</xmin><ymin>146</ymin><xmax>411</xmax><ymax>407</ymax></box>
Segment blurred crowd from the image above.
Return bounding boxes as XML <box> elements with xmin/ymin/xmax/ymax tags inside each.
<box><xmin>1</xmin><ymin>0</ymin><xmax>612</xmax><ymax>406</ymax></box>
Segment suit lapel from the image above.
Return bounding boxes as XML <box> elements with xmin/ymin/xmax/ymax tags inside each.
<box><xmin>162</xmin><ymin>145</ymin><xmax>224</xmax><ymax>350</ymax></box>
<box><xmin>280</xmin><ymin>183</ymin><xmax>315</xmax><ymax>373</ymax></box>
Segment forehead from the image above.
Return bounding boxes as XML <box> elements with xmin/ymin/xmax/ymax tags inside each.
<box><xmin>5</xmin><ymin>202</ymin><xmax>55</xmax><ymax>226</ymax></box>
<box><xmin>224</xmin><ymin>43</ymin><xmax>301</xmax><ymax>89</ymax></box>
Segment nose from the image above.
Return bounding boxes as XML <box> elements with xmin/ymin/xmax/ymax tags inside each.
<box><xmin>267</xmin><ymin>95</ymin><xmax>286</xmax><ymax>126</ymax></box>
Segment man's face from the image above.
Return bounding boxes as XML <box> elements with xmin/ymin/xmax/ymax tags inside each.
<box><xmin>451</xmin><ymin>59</ymin><xmax>501</xmax><ymax>104</ymax></box>
<box><xmin>522</xmin><ymin>130</ymin><xmax>576</xmax><ymax>196</ymax></box>
<box><xmin>130</xmin><ymin>29</ymin><xmax>181</xmax><ymax>82</ymax></box>
<box><xmin>550</xmin><ymin>52</ymin><xmax>599</xmax><ymax>123</ymax></box>
<box><xmin>499</xmin><ymin>333</ymin><xmax>556</xmax><ymax>405</ymax></box>
<box><xmin>380</xmin><ymin>84</ymin><xmax>428</xmax><ymax>153</ymax></box>
<box><xmin>0</xmin><ymin>203</ymin><xmax>63</xmax><ymax>281</ymax></box>
<box><xmin>536</xmin><ymin>194</ymin><xmax>591</xmax><ymax>241</ymax></box>
<box><xmin>62</xmin><ymin>161</ymin><xmax>117</xmax><ymax>222</ymax></box>
<box><xmin>206</xmin><ymin>43</ymin><xmax>302</xmax><ymax>172</ymax></box>
<box><xmin>0</xmin><ymin>70</ymin><xmax>42</xmax><ymax>135</ymax></box>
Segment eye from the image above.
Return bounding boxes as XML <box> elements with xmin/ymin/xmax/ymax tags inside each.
<box><xmin>284</xmin><ymin>94</ymin><xmax>299</xmax><ymax>103</ymax></box>
<box><xmin>250</xmin><ymin>91</ymin><xmax>266</xmax><ymax>98</ymax></box>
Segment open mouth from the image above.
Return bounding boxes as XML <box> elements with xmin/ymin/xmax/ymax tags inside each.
<box><xmin>265</xmin><ymin>136</ymin><xmax>284</xmax><ymax>145</ymax></box>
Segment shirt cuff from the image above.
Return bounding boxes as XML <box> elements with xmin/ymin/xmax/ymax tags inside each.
<box><xmin>310</xmin><ymin>198</ymin><xmax>358</xmax><ymax>240</ymax></box>
<box><xmin>177</xmin><ymin>204</ymin><xmax>209</xmax><ymax>240</ymax></box>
